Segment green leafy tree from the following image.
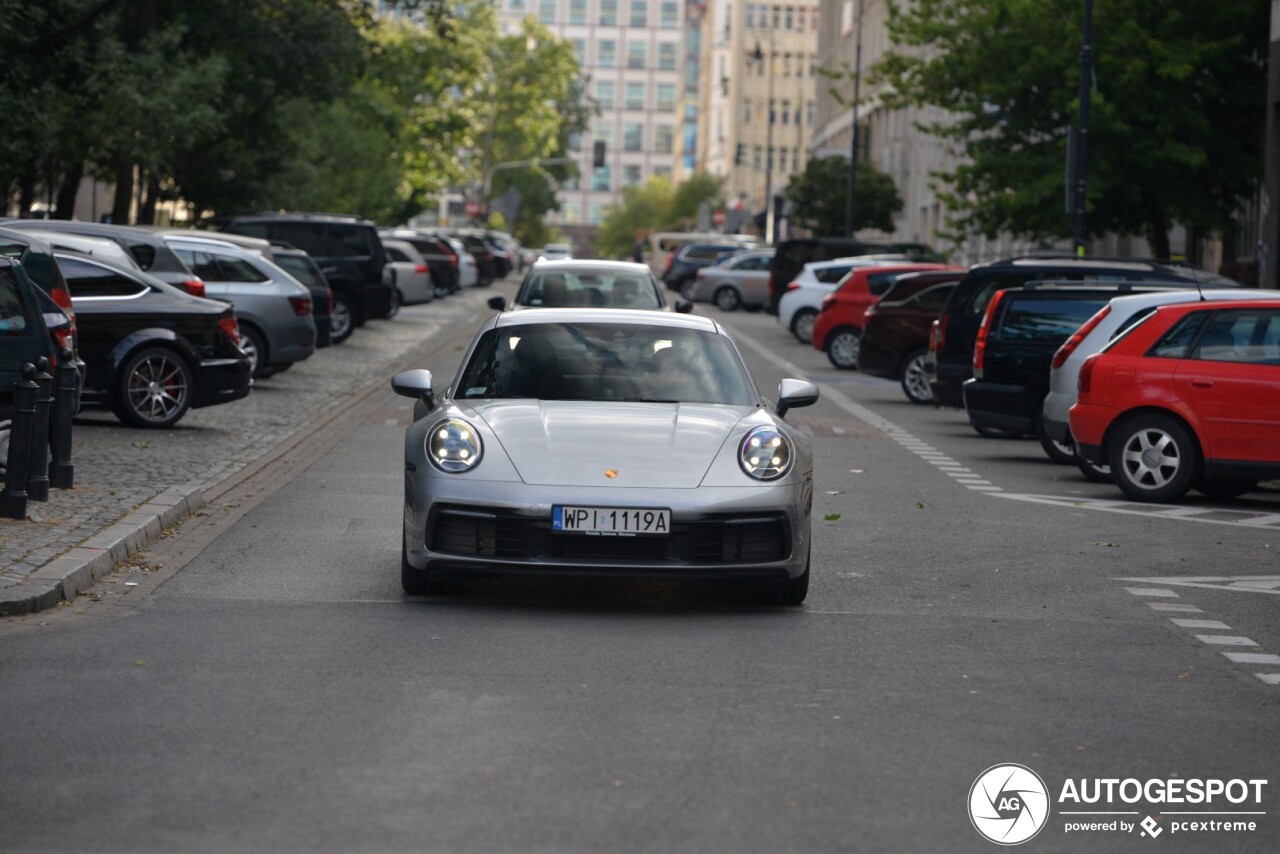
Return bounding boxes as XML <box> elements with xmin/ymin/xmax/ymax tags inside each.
<box><xmin>785</xmin><ymin>157</ymin><xmax>903</xmax><ymax>235</ymax></box>
<box><xmin>873</xmin><ymin>0</ymin><xmax>1269</xmax><ymax>258</ymax></box>
<box><xmin>670</xmin><ymin>172</ymin><xmax>726</xmax><ymax>222</ymax></box>
<box><xmin>595</xmin><ymin>173</ymin><xmax>729</xmax><ymax>257</ymax></box>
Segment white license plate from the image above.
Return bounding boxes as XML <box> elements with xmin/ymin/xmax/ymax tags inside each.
<box><xmin>552</xmin><ymin>506</ymin><xmax>671</xmax><ymax>536</ymax></box>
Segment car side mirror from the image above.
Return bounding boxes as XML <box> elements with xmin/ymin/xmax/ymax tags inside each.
<box><xmin>675</xmin><ymin>299</ymin><xmax>694</xmax><ymax>314</ymax></box>
<box><xmin>487</xmin><ymin>296</ymin><xmax>506</xmax><ymax>311</ymax></box>
<box><xmin>391</xmin><ymin>369</ymin><xmax>435</xmax><ymax>411</ymax></box>
<box><xmin>775</xmin><ymin>378</ymin><xmax>819</xmax><ymax>420</ymax></box>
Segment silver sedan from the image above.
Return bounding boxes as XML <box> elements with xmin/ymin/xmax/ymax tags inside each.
<box><xmin>687</xmin><ymin>248</ymin><xmax>776</xmax><ymax>310</ymax></box>
<box><xmin>392</xmin><ymin>309</ymin><xmax>819</xmax><ymax>604</ymax></box>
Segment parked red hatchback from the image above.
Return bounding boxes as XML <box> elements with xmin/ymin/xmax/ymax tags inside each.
<box><xmin>1070</xmin><ymin>300</ymin><xmax>1280</xmax><ymax>502</ymax></box>
<box><xmin>811</xmin><ymin>263</ymin><xmax>958</xmax><ymax>370</ymax></box>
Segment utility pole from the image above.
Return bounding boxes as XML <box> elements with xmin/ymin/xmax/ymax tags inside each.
<box><xmin>1262</xmin><ymin>0</ymin><xmax>1280</xmax><ymax>288</ymax></box>
<box><xmin>845</xmin><ymin>0</ymin><xmax>864</xmax><ymax>237</ymax></box>
<box><xmin>1072</xmin><ymin>0</ymin><xmax>1093</xmax><ymax>257</ymax></box>
<box><xmin>753</xmin><ymin>33</ymin><xmax>776</xmax><ymax>242</ymax></box>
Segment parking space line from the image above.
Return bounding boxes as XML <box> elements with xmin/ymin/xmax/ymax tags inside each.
<box><xmin>992</xmin><ymin>492</ymin><xmax>1280</xmax><ymax>530</ymax></box>
<box><xmin>1223</xmin><ymin>653</ymin><xmax>1280</xmax><ymax>665</ymax></box>
<box><xmin>1196</xmin><ymin>635</ymin><xmax>1259</xmax><ymax>647</ymax></box>
<box><xmin>1125</xmin><ymin>587</ymin><xmax>1179</xmax><ymax>597</ymax></box>
<box><xmin>1257</xmin><ymin>674</ymin><xmax>1280</xmax><ymax>685</ymax></box>
<box><xmin>1170</xmin><ymin>619</ymin><xmax>1232</xmax><ymax>629</ymax></box>
<box><xmin>1146</xmin><ymin>602</ymin><xmax>1203</xmax><ymax>612</ymax></box>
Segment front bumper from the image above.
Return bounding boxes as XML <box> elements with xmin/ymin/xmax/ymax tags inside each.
<box><xmin>403</xmin><ymin>479</ymin><xmax>812</xmax><ymax>583</ymax></box>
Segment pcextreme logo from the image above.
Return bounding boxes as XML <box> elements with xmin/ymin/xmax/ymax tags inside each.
<box><xmin>969</xmin><ymin>764</ymin><xmax>1051</xmax><ymax>845</ymax></box>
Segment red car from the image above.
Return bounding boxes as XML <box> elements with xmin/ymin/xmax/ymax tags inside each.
<box><xmin>1070</xmin><ymin>299</ymin><xmax>1280</xmax><ymax>502</ymax></box>
<box><xmin>811</xmin><ymin>263</ymin><xmax>959</xmax><ymax>369</ymax></box>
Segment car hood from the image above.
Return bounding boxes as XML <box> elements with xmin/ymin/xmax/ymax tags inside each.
<box><xmin>466</xmin><ymin>400</ymin><xmax>754</xmax><ymax>487</ymax></box>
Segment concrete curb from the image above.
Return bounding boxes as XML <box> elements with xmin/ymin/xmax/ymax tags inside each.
<box><xmin>0</xmin><ymin>486</ymin><xmax>204</xmax><ymax>616</ymax></box>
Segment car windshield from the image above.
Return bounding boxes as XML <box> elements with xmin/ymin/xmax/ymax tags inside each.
<box><xmin>521</xmin><ymin>269</ymin><xmax>661</xmax><ymax>309</ymax></box>
<box><xmin>457</xmin><ymin>322</ymin><xmax>755</xmax><ymax>404</ymax></box>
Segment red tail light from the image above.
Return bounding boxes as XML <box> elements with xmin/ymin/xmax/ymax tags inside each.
<box><xmin>972</xmin><ymin>290</ymin><xmax>1006</xmax><ymax>379</ymax></box>
<box><xmin>785</xmin><ymin>281</ymin><xmax>800</xmax><ymax>292</ymax></box>
<box><xmin>934</xmin><ymin>314</ymin><xmax>948</xmax><ymax>352</ymax></box>
<box><xmin>51</xmin><ymin>287</ymin><xmax>73</xmax><ymax>310</ymax></box>
<box><xmin>415</xmin><ymin>264</ymin><xmax>428</xmax><ymax>274</ymax></box>
<box><xmin>863</xmin><ymin>306</ymin><xmax>875</xmax><ymax>323</ymax></box>
<box><xmin>1052</xmin><ymin>305</ymin><xmax>1111</xmax><ymax>370</ymax></box>
<box><xmin>325</xmin><ymin>288</ymin><xmax>334</xmax><ymax>313</ymax></box>
<box><xmin>664</xmin><ymin>253</ymin><xmax>675</xmax><ymax>273</ymax></box>
<box><xmin>52</xmin><ymin>326</ymin><xmax>74</xmax><ymax>354</ymax></box>
<box><xmin>183</xmin><ymin>278</ymin><xmax>206</xmax><ymax>298</ymax></box>
<box><xmin>449</xmin><ymin>255</ymin><xmax>457</xmax><ymax>268</ymax></box>
<box><xmin>218</xmin><ymin>315</ymin><xmax>240</xmax><ymax>344</ymax></box>
<box><xmin>288</xmin><ymin>296</ymin><xmax>313</xmax><ymax>316</ymax></box>
<box><xmin>928</xmin><ymin>319</ymin><xmax>941</xmax><ymax>353</ymax></box>
<box><xmin>1078</xmin><ymin>353</ymin><xmax>1101</xmax><ymax>395</ymax></box>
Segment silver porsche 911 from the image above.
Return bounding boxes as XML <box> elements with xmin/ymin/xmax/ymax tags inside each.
<box><xmin>391</xmin><ymin>308</ymin><xmax>819</xmax><ymax>604</ymax></box>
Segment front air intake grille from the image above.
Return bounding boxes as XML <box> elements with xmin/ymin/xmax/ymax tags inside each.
<box><xmin>429</xmin><ymin>506</ymin><xmax>790</xmax><ymax>565</ymax></box>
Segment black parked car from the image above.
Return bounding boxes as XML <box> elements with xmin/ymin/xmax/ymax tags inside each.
<box><xmin>219</xmin><ymin>214</ymin><xmax>393</xmax><ymax>342</ymax></box>
<box><xmin>926</xmin><ymin>256</ymin><xmax>1238</xmax><ymax>409</ymax></box>
<box><xmin>661</xmin><ymin>243</ymin><xmax>747</xmax><ymax>293</ymax></box>
<box><xmin>768</xmin><ymin>237</ymin><xmax>945</xmax><ymax>314</ymax></box>
<box><xmin>447</xmin><ymin>232</ymin><xmax>497</xmax><ymax>286</ymax></box>
<box><xmin>55</xmin><ymin>253</ymin><xmax>251</xmax><ymax>428</ymax></box>
<box><xmin>0</xmin><ymin>220</ymin><xmax>205</xmax><ymax>295</ymax></box>
<box><xmin>271</xmin><ymin>247</ymin><xmax>334</xmax><ymax>349</ymax></box>
<box><xmin>857</xmin><ymin>270</ymin><xmax>963</xmax><ymax>404</ymax></box>
<box><xmin>0</xmin><ymin>257</ymin><xmax>59</xmax><ymax>470</ymax></box>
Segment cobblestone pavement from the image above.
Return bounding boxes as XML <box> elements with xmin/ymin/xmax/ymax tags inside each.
<box><xmin>0</xmin><ymin>284</ymin><xmax>503</xmax><ymax>589</ymax></box>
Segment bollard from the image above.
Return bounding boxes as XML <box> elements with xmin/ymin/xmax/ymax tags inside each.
<box><xmin>27</xmin><ymin>357</ymin><xmax>52</xmax><ymax>502</ymax></box>
<box><xmin>1</xmin><ymin>363</ymin><xmax>38</xmax><ymax>520</ymax></box>
<box><xmin>48</xmin><ymin>347</ymin><xmax>76</xmax><ymax>489</ymax></box>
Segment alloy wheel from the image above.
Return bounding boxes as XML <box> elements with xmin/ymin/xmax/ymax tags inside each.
<box><xmin>900</xmin><ymin>352</ymin><xmax>932</xmax><ymax>403</ymax></box>
<box><xmin>791</xmin><ymin>310</ymin><xmax>817</xmax><ymax>344</ymax></box>
<box><xmin>124</xmin><ymin>352</ymin><xmax>190</xmax><ymax>426</ymax></box>
<box><xmin>331</xmin><ymin>297</ymin><xmax>354</xmax><ymax>342</ymax></box>
<box><xmin>826</xmin><ymin>329</ymin><xmax>861</xmax><ymax>370</ymax></box>
<box><xmin>1119</xmin><ymin>427</ymin><xmax>1182</xmax><ymax>490</ymax></box>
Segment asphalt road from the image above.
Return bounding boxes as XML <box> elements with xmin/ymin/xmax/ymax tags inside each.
<box><xmin>1</xmin><ymin>290</ymin><xmax>1277</xmax><ymax>853</ymax></box>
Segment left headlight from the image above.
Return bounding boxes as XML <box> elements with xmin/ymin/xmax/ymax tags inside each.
<box><xmin>427</xmin><ymin>418</ymin><xmax>483</xmax><ymax>473</ymax></box>
<box><xmin>738</xmin><ymin>426</ymin><xmax>792</xmax><ymax>481</ymax></box>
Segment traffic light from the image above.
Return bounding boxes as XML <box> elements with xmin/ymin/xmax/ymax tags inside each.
<box><xmin>735</xmin><ymin>143</ymin><xmax>745</xmax><ymax>166</ymax></box>
<box><xmin>593</xmin><ymin>140</ymin><xmax>607</xmax><ymax>169</ymax></box>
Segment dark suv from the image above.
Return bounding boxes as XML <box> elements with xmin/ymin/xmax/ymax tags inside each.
<box><xmin>662</xmin><ymin>243</ymin><xmax>747</xmax><ymax>293</ymax></box>
<box><xmin>768</xmin><ymin>238</ymin><xmax>944</xmax><ymax>314</ymax></box>
<box><xmin>219</xmin><ymin>214</ymin><xmax>393</xmax><ymax>342</ymax></box>
<box><xmin>927</xmin><ymin>256</ymin><xmax>1236</xmax><ymax>409</ymax></box>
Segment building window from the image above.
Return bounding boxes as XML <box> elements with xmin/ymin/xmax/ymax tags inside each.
<box><xmin>781</xmin><ymin>99</ymin><xmax>790</xmax><ymax>125</ymax></box>
<box><xmin>509</xmin><ymin>0</ymin><xmax>526</xmax><ymax>9</ymax></box>
<box><xmin>571</xmin><ymin>38</ymin><xmax>586</xmax><ymax>64</ymax></box>
<box><xmin>595</xmin><ymin>80</ymin><xmax>616</xmax><ymax>107</ymax></box>
<box><xmin>753</xmin><ymin>146</ymin><xmax>761</xmax><ymax>168</ymax></box>
<box><xmin>629</xmin><ymin>0</ymin><xmax>648</xmax><ymax>27</ymax></box>
<box><xmin>570</xmin><ymin>0</ymin><xmax>587</xmax><ymax>23</ymax></box>
<box><xmin>598</xmin><ymin>40</ymin><xmax>617</xmax><ymax>67</ymax></box>
<box><xmin>660</xmin><ymin>0</ymin><xmax>678</xmax><ymax>28</ymax></box>
<box><xmin>568</xmin><ymin>131</ymin><xmax>582</xmax><ymax>151</ymax></box>
<box><xmin>623</xmin><ymin>164</ymin><xmax>643</xmax><ymax>186</ymax></box>
<box><xmin>600</xmin><ymin>0</ymin><xmax>618</xmax><ymax>25</ymax></box>
<box><xmin>784</xmin><ymin>5</ymin><xmax>793</xmax><ymax>29</ymax></box>
<box><xmin>589</xmin><ymin>203</ymin><xmax>606</xmax><ymax>225</ymax></box>
<box><xmin>768</xmin><ymin>98</ymin><xmax>775</xmax><ymax>124</ymax></box>
<box><xmin>654</xmin><ymin>165</ymin><xmax>673</xmax><ymax>179</ymax></box>
<box><xmin>654</xmin><ymin>124</ymin><xmax>674</xmax><ymax>153</ymax></box>
<box><xmin>627</xmin><ymin>40</ymin><xmax>646</xmax><ymax>69</ymax></box>
<box><xmin>796</xmin><ymin>7</ymin><xmax>805</xmax><ymax>31</ymax></box>
<box><xmin>591</xmin><ymin>166</ymin><xmax>613</xmax><ymax>191</ymax></box>
<box><xmin>624</xmin><ymin>122</ymin><xmax>644</xmax><ymax>151</ymax></box>
<box><xmin>539</xmin><ymin>0</ymin><xmax>557</xmax><ymax>23</ymax></box>
<box><xmin>625</xmin><ymin>82</ymin><xmax>645</xmax><ymax>110</ymax></box>
<box><xmin>594</xmin><ymin>120</ymin><xmax>614</xmax><ymax>146</ymax></box>
<box><xmin>656</xmin><ymin>83</ymin><xmax>676</xmax><ymax>111</ymax></box>
<box><xmin>746</xmin><ymin>3</ymin><xmax>755</xmax><ymax>27</ymax></box>
<box><xmin>771</xmin><ymin>5</ymin><xmax>780</xmax><ymax>27</ymax></box>
<box><xmin>806</xmin><ymin>101</ymin><xmax>815</xmax><ymax>126</ymax></box>
<box><xmin>658</xmin><ymin>42</ymin><xmax>677</xmax><ymax>70</ymax></box>
<box><xmin>779</xmin><ymin>148</ymin><xmax>788</xmax><ymax>172</ymax></box>
<box><xmin>743</xmin><ymin>99</ymin><xmax>753</xmax><ymax>123</ymax></box>
<box><xmin>561</xmin><ymin>201</ymin><xmax>581</xmax><ymax>223</ymax></box>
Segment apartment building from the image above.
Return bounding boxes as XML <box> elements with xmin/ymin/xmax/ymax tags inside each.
<box><xmin>499</xmin><ymin>0</ymin><xmax>687</xmax><ymax>233</ymax></box>
<box><xmin>697</xmin><ymin>0</ymin><xmax>819</xmax><ymax>231</ymax></box>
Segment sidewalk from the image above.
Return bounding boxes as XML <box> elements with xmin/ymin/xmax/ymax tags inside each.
<box><xmin>0</xmin><ymin>286</ymin><xmax>499</xmax><ymax>615</ymax></box>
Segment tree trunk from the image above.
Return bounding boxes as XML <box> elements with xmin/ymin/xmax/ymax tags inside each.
<box><xmin>17</xmin><ymin>174</ymin><xmax>36</xmax><ymax>218</ymax></box>
<box><xmin>1145</xmin><ymin>208</ymin><xmax>1171</xmax><ymax>260</ymax></box>
<box><xmin>138</xmin><ymin>173</ymin><xmax>160</xmax><ymax>225</ymax></box>
<box><xmin>54</xmin><ymin>162</ymin><xmax>83</xmax><ymax>220</ymax></box>
<box><xmin>111</xmin><ymin>158</ymin><xmax>134</xmax><ymax>224</ymax></box>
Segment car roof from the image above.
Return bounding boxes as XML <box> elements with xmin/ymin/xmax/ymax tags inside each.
<box><xmin>164</xmin><ymin>234</ymin><xmax>257</xmax><ymax>253</ymax></box>
<box><xmin>0</xmin><ymin>219</ymin><xmax>169</xmax><ymax>244</ymax></box>
<box><xmin>1156</xmin><ymin>297</ymin><xmax>1280</xmax><ymax>315</ymax></box>
<box><xmin>1107</xmin><ymin>289</ymin><xmax>1280</xmax><ymax>311</ymax></box>
<box><xmin>493</xmin><ymin>307</ymin><xmax>718</xmax><ymax>332</ymax></box>
<box><xmin>530</xmin><ymin>260</ymin><xmax>651</xmax><ymax>274</ymax></box>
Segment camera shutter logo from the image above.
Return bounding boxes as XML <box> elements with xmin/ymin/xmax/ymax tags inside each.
<box><xmin>969</xmin><ymin>764</ymin><xmax>1050</xmax><ymax>845</ymax></box>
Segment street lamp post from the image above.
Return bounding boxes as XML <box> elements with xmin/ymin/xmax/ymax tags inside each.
<box><xmin>753</xmin><ymin>32</ymin><xmax>775</xmax><ymax>242</ymax></box>
<box><xmin>1072</xmin><ymin>0</ymin><xmax>1093</xmax><ymax>256</ymax></box>
<box><xmin>845</xmin><ymin>0</ymin><xmax>864</xmax><ymax>237</ymax></box>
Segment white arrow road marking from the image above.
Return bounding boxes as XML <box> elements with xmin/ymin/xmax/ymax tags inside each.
<box><xmin>991</xmin><ymin>492</ymin><xmax>1280</xmax><ymax>529</ymax></box>
<box><xmin>1118</xmin><ymin>576</ymin><xmax>1280</xmax><ymax>596</ymax></box>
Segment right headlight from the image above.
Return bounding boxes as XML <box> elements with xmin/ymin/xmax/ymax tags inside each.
<box><xmin>426</xmin><ymin>418</ymin><xmax>483</xmax><ymax>473</ymax></box>
<box><xmin>738</xmin><ymin>426</ymin><xmax>792</xmax><ymax>481</ymax></box>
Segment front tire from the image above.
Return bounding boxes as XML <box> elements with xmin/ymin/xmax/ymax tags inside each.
<box><xmin>790</xmin><ymin>308</ymin><xmax>818</xmax><ymax>344</ymax></box>
<box><xmin>825</xmin><ymin>327</ymin><xmax>861</xmax><ymax>370</ymax></box>
<box><xmin>385</xmin><ymin>287</ymin><xmax>402</xmax><ymax>319</ymax></box>
<box><xmin>899</xmin><ymin>349</ymin><xmax>933</xmax><ymax>404</ymax></box>
<box><xmin>680</xmin><ymin>280</ymin><xmax>698</xmax><ymax>301</ymax></box>
<box><xmin>1108</xmin><ymin>413</ymin><xmax>1199</xmax><ymax>502</ymax></box>
<box><xmin>763</xmin><ymin>552</ymin><xmax>810</xmax><ymax>605</ymax></box>
<box><xmin>714</xmin><ymin>286</ymin><xmax>742</xmax><ymax>312</ymax></box>
<box><xmin>401</xmin><ymin>532</ymin><xmax>457</xmax><ymax>596</ymax></box>
<box><xmin>112</xmin><ymin>347</ymin><xmax>193</xmax><ymax>428</ymax></box>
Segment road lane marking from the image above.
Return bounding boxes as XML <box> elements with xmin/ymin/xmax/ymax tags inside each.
<box><xmin>1223</xmin><ymin>652</ymin><xmax>1280</xmax><ymax>665</ymax></box>
<box><xmin>1124</xmin><ymin>587</ymin><xmax>1179</xmax><ymax>597</ymax></box>
<box><xmin>1195</xmin><ymin>635</ymin><xmax>1259</xmax><ymax>646</ymax></box>
<box><xmin>1118</xmin><ymin>575</ymin><xmax>1280</xmax><ymax>596</ymax></box>
<box><xmin>724</xmin><ymin>325</ymin><xmax>1002</xmax><ymax>493</ymax></box>
<box><xmin>1170</xmin><ymin>619</ymin><xmax>1231</xmax><ymax>629</ymax></box>
<box><xmin>1146</xmin><ymin>602</ymin><xmax>1203</xmax><ymax>612</ymax></box>
<box><xmin>1257</xmin><ymin>674</ymin><xmax>1280</xmax><ymax>685</ymax></box>
<box><xmin>991</xmin><ymin>492</ymin><xmax>1280</xmax><ymax>530</ymax></box>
